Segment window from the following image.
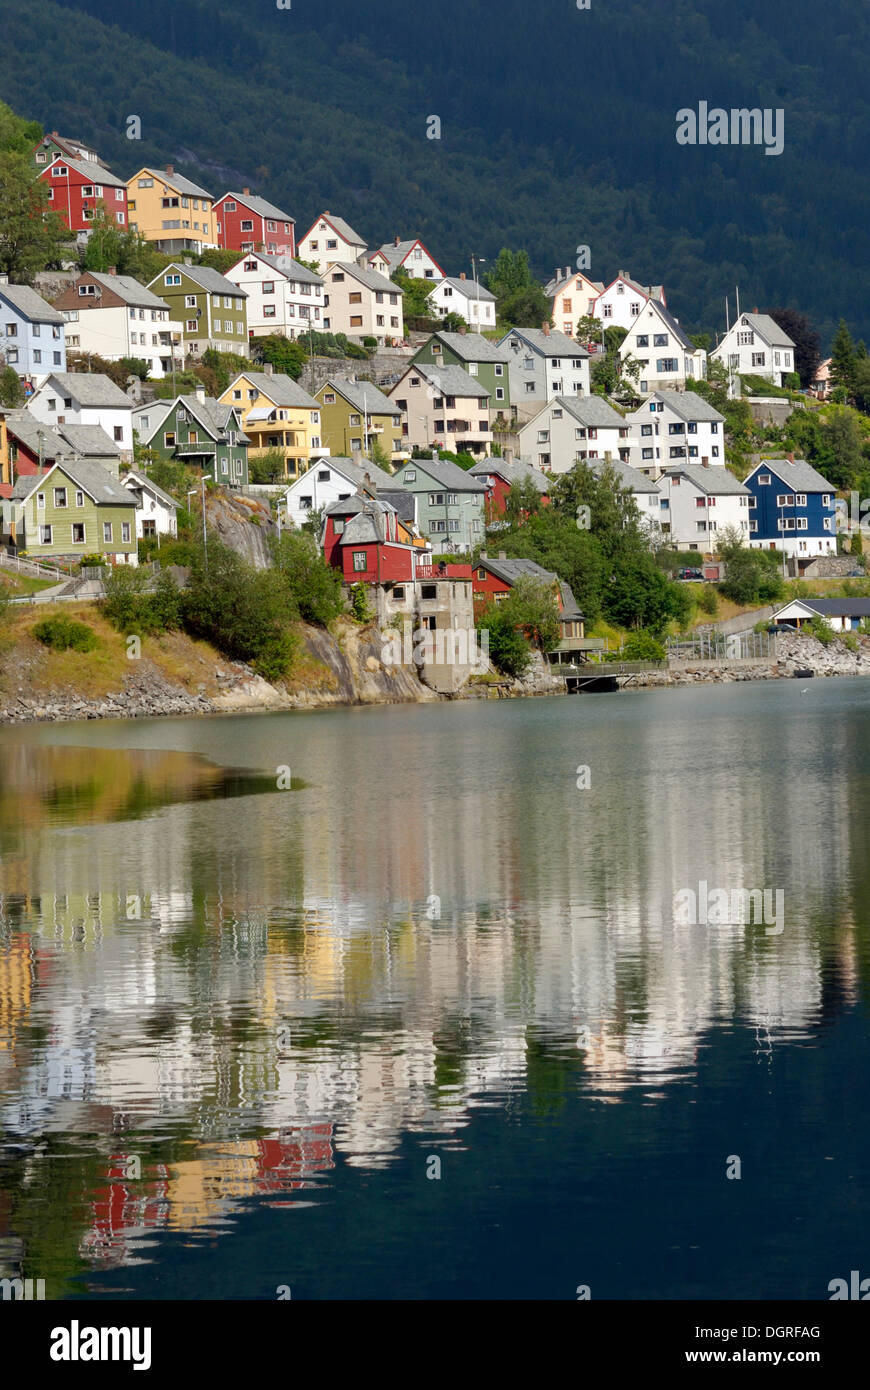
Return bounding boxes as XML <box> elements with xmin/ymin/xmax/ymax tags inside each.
<box><xmin>641</xmin><ymin>424</ymin><xmax>653</xmax><ymax>437</ymax></box>
<box><xmin>429</xmin><ymin>493</ymin><xmax>445</xmax><ymax>505</ymax></box>
<box><xmin>164</xmin><ymin>273</ymin><xmax>181</xmax><ymax>286</ymax></box>
<box><xmin>352</xmin><ymin>552</ymin><xmax>367</xmax><ymax>572</ymax></box>
<box><xmin>240</xmin><ymin>220</ymin><xmax>253</xmax><ymax>232</ymax></box>
<box><xmin>317</xmin><ymin>469</ymin><xmax>331</xmax><ymax>482</ymax></box>
<box><xmin>403</xmin><ymin>470</ymin><xmax>416</xmax><ymax>483</ymax></box>
<box><xmin>32</xmin><ymin>351</ymin><xmax>41</xmax><ymax>363</ymax></box>
<box><xmin>164</xmin><ymin>432</ymin><xmax>176</xmax><ymax>447</ymax></box>
<box><xmin>53</xmin><ymin>487</ymin><xmax>67</xmax><ymax>508</ymax></box>
<box><xmin>653</xmin><ymin>334</ymin><xmax>669</xmax><ymax>347</ymax></box>
<box><xmin>113</xmin><ymin>426</ymin><xmax>123</xmax><ymax>442</ymax></box>
<box><xmin>6</xmin><ymin>348</ymin><xmax>18</xmax><ymax>364</ymax></box>
<box><xmin>636</xmin><ymin>335</ymin><xmax>649</xmax><ymax>348</ymax></box>
<box><xmin>74</xmin><ymin>490</ymin><xmax>85</xmax><ymax>508</ymax></box>
<box><xmin>122</xmin><ymin>522</ymin><xmax>131</xmax><ymax>543</ymax></box>
<box><xmin>776</xmin><ymin>494</ymin><xmax>795</xmax><ymax>506</ymax></box>
<box><xmin>656</xmin><ymin>358</ymin><xmax>678</xmax><ymax>372</ymax></box>
<box><xmin>758</xmin><ymin>473</ymin><xmax>771</xmax><ymax>485</ymax></box>
<box><xmin>794</xmin><ymin>493</ymin><xmax>807</xmax><ymax>506</ymax></box>
<box><xmin>668</xmin><ymin>423</ymin><xmax>685</xmax><ymax>435</ymax></box>
<box><xmin>37</xmin><ymin>492</ymin><xmax>45</xmax><ymax>509</ymax></box>
<box><xmin>737</xmin><ymin>331</ymin><xmax>754</xmax><ymax>345</ymax></box>
<box><xmin>421</xmin><ymin>584</ymin><xmax>437</xmax><ymax>598</ymax></box>
<box><xmin>751</xmin><ymin>352</ymin><xmax>766</xmax><ymax>367</ymax></box>
<box><xmin>495</xmin><ymin>364</ymin><xmax>504</xmax><ymax>377</ymax></box>
<box><xmin>72</xmin><ymin>523</ymin><xmax>85</xmax><ymax>544</ymax></box>
<box><xmin>39</xmin><ymin>525</ymin><xmax>53</xmax><ymax>544</ymax></box>
<box><xmin>262</xmin><ymin>281</ymin><xmax>275</xmax><ymax>294</ymax></box>
<box><xmin>350</xmin><ymin>316</ymin><xmax>363</xmax><ymax>327</ymax></box>
<box><xmin>796</xmin><ymin>517</ymin><xmax>808</xmax><ymax>530</ymax></box>
<box><xmin>185</xmin><ymin>294</ymin><xmax>197</xmax><ymax>308</ymax></box>
<box><xmin>186</xmin><ymin>319</ymin><xmax>198</xmax><ymax>332</ymax></box>
<box><xmin>138</xmin><ymin>177</ymin><xmax>154</xmax><ymax>188</ymax></box>
<box><xmin>263</xmin><ymin>305</ymin><xmax>276</xmax><ymax>318</ymax></box>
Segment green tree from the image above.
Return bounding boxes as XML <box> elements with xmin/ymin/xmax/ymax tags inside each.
<box><xmin>252</xmin><ymin>334</ymin><xmax>307</xmax><ymax>380</ymax></box>
<box><xmin>249</xmin><ymin>448</ymin><xmax>286</xmax><ymax>483</ymax></box>
<box><xmin>0</xmin><ymin>100</ymin><xmax>42</xmax><ymax>156</ymax></box>
<box><xmin>765</xmin><ymin>307</ymin><xmax>821</xmax><ymax>388</ymax></box>
<box><xmin>504</xmin><ymin>477</ymin><xmax>544</xmax><ymax>525</ymax></box>
<box><xmin>182</xmin><ymin>540</ymin><xmax>299</xmax><ymax>681</ymax></box>
<box><xmin>830</xmin><ymin>319</ymin><xmax>856</xmax><ymax>396</ymax></box>
<box><xmin>197</xmin><ymin>248</ymin><xmax>241</xmax><ymax>274</ymax></box>
<box><xmin>0</xmin><ymin>151</ymin><xmax>70</xmax><ymax>282</ymax></box>
<box><xmin>485</xmin><ymin>248</ymin><xmax>551</xmax><ymax>327</ymax></box>
<box><xmin>0</xmin><ymin>364</ymin><xmax>25</xmax><ymax>406</ymax></box>
<box><xmin>269</xmin><ymin>530</ymin><xmax>344</xmax><ymax>625</ymax></box>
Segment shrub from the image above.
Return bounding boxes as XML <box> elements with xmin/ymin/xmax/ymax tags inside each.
<box><xmin>696</xmin><ymin>585</ymin><xmax>719</xmax><ymax>616</ymax></box>
<box><xmin>807</xmin><ymin>614</ymin><xmax>835</xmax><ymax>646</ymax></box>
<box><xmin>102</xmin><ymin>565</ymin><xmax>181</xmax><ymax>634</ymax></box>
<box><xmin>842</xmin><ymin>631</ymin><xmax>859</xmax><ymax>652</ymax></box>
<box><xmin>32</xmin><ymin>615</ymin><xmax>98</xmax><ymax>651</ymax></box>
<box><xmin>619</xmin><ymin>629</ymin><xmax>666</xmax><ymax>662</ymax></box>
<box><xmin>349</xmin><ymin>582</ymin><xmax>373</xmax><ymax>622</ymax></box>
<box><xmin>269</xmin><ymin>532</ymin><xmax>344</xmax><ymax>625</ymax></box>
<box><xmin>182</xmin><ymin>540</ymin><xmax>299</xmax><ymax>680</ymax></box>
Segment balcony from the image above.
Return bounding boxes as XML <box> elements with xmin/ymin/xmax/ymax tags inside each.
<box><xmin>175</xmin><ymin>442</ymin><xmax>216</xmax><ymax>457</ymax></box>
<box><xmin>416</xmin><ymin>564</ymin><xmax>473</xmax><ymax>581</ymax></box>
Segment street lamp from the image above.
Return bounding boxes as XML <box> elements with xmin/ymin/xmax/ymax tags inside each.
<box><xmin>200</xmin><ymin>473</ymin><xmax>213</xmax><ymax>569</ymax></box>
<box><xmin>471</xmin><ymin>255</ymin><xmax>486</xmax><ymax>328</ymax></box>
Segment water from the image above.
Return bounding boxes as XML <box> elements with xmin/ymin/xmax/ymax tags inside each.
<box><xmin>1</xmin><ymin>681</ymin><xmax>869</xmax><ymax>1300</ymax></box>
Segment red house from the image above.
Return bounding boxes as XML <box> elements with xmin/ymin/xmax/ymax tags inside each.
<box><xmin>215</xmin><ymin>189</ymin><xmax>295</xmax><ymax>256</ymax></box>
<box><xmin>468</xmin><ymin>457</ymin><xmax>550</xmax><ymax>521</ymax></box>
<box><xmin>322</xmin><ymin>495</ymin><xmax>417</xmax><ymax>583</ymax></box>
<box><xmin>39</xmin><ymin>155</ymin><xmax>128</xmax><ymax>235</ymax></box>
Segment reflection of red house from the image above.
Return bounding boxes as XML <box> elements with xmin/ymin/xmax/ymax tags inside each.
<box><xmin>81</xmin><ymin>1158</ymin><xmax>170</xmax><ymax>1267</ymax></box>
<box><xmin>257</xmin><ymin>1125</ymin><xmax>334</xmax><ymax>1191</ymax></box>
<box><xmin>468</xmin><ymin>458</ymin><xmax>550</xmax><ymax>521</ymax></box>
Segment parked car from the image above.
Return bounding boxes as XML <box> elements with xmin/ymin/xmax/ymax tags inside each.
<box><xmin>767</xmin><ymin>623</ymin><xmax>797</xmax><ymax>634</ymax></box>
<box><xmin>678</xmin><ymin>567</ymin><xmax>704</xmax><ymax>580</ymax></box>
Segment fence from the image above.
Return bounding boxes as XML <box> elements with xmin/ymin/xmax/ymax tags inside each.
<box><xmin>0</xmin><ymin>550</ymin><xmax>68</xmax><ymax>582</ymax></box>
<box><xmin>667</xmin><ymin>632</ymin><xmax>778</xmax><ymax>663</ymax></box>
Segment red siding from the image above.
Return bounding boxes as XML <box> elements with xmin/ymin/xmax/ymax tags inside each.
<box><xmin>216</xmin><ymin>196</ymin><xmax>295</xmax><ymax>256</ymax></box>
<box><xmin>39</xmin><ymin>160</ymin><xmax>128</xmax><ymax>234</ymax></box>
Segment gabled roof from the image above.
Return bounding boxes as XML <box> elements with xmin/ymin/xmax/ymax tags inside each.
<box><xmin>0</xmin><ymin>284</ymin><xmax>65</xmax><ymax>325</ymax></box>
<box><xmin>178</xmin><ymin>394</ymin><xmax>247</xmax><ymax>441</ymax></box>
<box><xmin>665</xmin><ymin>464</ymin><xmax>749</xmax><ymax>496</ymax></box>
<box><xmin>478</xmin><ymin>556</ymin><xmax>557</xmax><ymax>586</ymax></box>
<box><xmin>407</xmin><ymin>363</ymin><xmax>490</xmax><ymax>400</ymax></box>
<box><xmin>641</xmin><ymin>390</ymin><xmax>725</xmax><ymax>424</ymax></box>
<box><xmin>728</xmin><ymin>313</ymin><xmax>795</xmax><ymax>349</ymax></box>
<box><xmin>43</xmin><ymin>155</ymin><xmax>126</xmax><ymax>187</ymax></box>
<box><xmin>434</xmin><ymin>276</ymin><xmax>495</xmax><ymax>302</ymax></box>
<box><xmin>10</xmin><ymin>457</ymin><xmax>132</xmax><ymax>505</ymax></box>
<box><xmin>373</xmin><ymin>239</ymin><xmax>444</xmax><ymax>276</ymax></box>
<box><xmin>422</xmin><ymin>331</ymin><xmax>510</xmax><ymax>364</ymax></box>
<box><xmin>786</xmin><ymin>598</ymin><xmax>870</xmax><ymax>617</ymax></box>
<box><xmin>4</xmin><ymin>412</ymin><xmax>72</xmax><ymax>460</ymax></box>
<box><xmin>80</xmin><ymin>273</ymin><xmax>169</xmax><ymax>309</ymax></box>
<box><xmin>628</xmin><ymin>298</ymin><xmax>695</xmax><ymax>352</ymax></box>
<box><xmin>318</xmin><ymin>377</ymin><xmax>400</xmax><ymax>416</ymax></box>
<box><xmin>120</xmin><ymin>470</ymin><xmax>180</xmax><ymax>510</ymax></box>
<box><xmin>219</xmin><ymin>191</ymin><xmax>294</xmax><ymax>223</ymax></box>
<box><xmin>379</xmin><ymin>488</ymin><xmax>417</xmax><ymax>524</ymax></box>
<box><xmin>228</xmin><ymin>371</ymin><xmax>318</xmax><ymax>409</ymax></box>
<box><xmin>306</xmin><ymin>454</ymin><xmax>395</xmax><ymax>492</ymax></box>
<box><xmin>499</xmin><ymin>327</ymin><xmax>589</xmax><ymax>358</ymax></box>
<box><xmin>38</xmin><ymin>372</ymin><xmax>132</xmax><ymax>408</ymax></box>
<box><xmin>542</xmin><ymin>393</ymin><xmax>625</xmax><ymax>428</ymax></box>
<box><xmin>134</xmin><ymin>167</ymin><xmax>212</xmax><ymax>199</ymax></box>
<box><xmin>233</xmin><ymin>252</ymin><xmax>323</xmax><ymax>286</ymax></box>
<box><xmin>399</xmin><ymin>455</ymin><xmax>486</xmax><ymax>492</ymax></box>
<box><xmin>155</xmin><ymin>263</ymin><xmax>246</xmax><ymax>297</ymax></box>
<box><xmin>468</xmin><ymin>457</ymin><xmax>550</xmax><ymax>493</ymax></box>
<box><xmin>544</xmin><ymin>271</ymin><xmax>604</xmax><ymax>297</ymax></box>
<box><xmin>303</xmin><ymin>212</ymin><xmax>366</xmax><ymax>248</ymax></box>
<box><xmin>744</xmin><ymin>458</ymin><xmax>834</xmax><ymax>493</ymax></box>
<box><xmin>590</xmin><ymin>457</ymin><xmax>660</xmax><ymax>494</ymax></box>
<box><xmin>327</xmin><ymin>262</ymin><xmax>401</xmax><ymax>294</ymax></box>
<box><xmin>597</xmin><ymin>273</ymin><xmax>664</xmax><ymax>302</ymax></box>
<box><xmin>56</xmin><ymin>424</ymin><xmax>119</xmax><ymax>457</ymax></box>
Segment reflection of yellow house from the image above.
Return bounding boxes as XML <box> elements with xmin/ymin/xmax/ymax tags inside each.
<box><xmin>0</xmin><ymin>936</ymin><xmax>32</xmax><ymax>1052</ymax></box>
<box><xmin>165</xmin><ymin>1144</ymin><xmax>260</xmax><ymax>1231</ymax></box>
<box><xmin>219</xmin><ymin>371</ymin><xmax>322</xmax><ymax>480</ymax></box>
<box><xmin>126</xmin><ymin>165</ymin><xmax>217</xmax><ymax>254</ymax></box>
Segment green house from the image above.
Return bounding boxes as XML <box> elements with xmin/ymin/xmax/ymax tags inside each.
<box><xmin>133</xmin><ymin>393</ymin><xmax>250</xmax><ymax>486</ymax></box>
<box><xmin>4</xmin><ymin>459</ymin><xmax>138</xmax><ymax>564</ymax></box>
<box><xmin>413</xmin><ymin>331</ymin><xmax>512</xmax><ymax>416</ymax></box>
<box><xmin>146</xmin><ymin>263</ymin><xmax>249</xmax><ymax>358</ymax></box>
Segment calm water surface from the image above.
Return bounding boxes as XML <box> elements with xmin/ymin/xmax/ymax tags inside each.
<box><xmin>1</xmin><ymin>681</ymin><xmax>869</xmax><ymax>1299</ymax></box>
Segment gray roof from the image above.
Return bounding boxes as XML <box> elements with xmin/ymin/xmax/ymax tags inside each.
<box><xmin>545</xmin><ymin>272</ymin><xmax>604</xmax><ymax>297</ymax></box>
<box><xmin>222</xmin><ymin>191</ymin><xmax>294</xmax><ymax>223</ymax></box>
<box><xmin>646</xmin><ymin>390</ymin><xmax>725</xmax><ymax>424</ymax></box>
<box><xmin>0</xmin><ymin>284</ymin><xmax>65</xmax><ymax>325</ymax></box>
<box><xmin>792</xmin><ymin>599</ymin><xmax>870</xmax><ymax>617</ymax></box>
<box><xmin>399</xmin><ymin>455</ymin><xmax>486</xmax><ymax>492</ymax></box>
<box><xmin>639</xmin><ymin>301</ymin><xmax>695</xmax><ymax>352</ymax></box>
<box><xmin>120</xmin><ymin>469</ymin><xmax>179</xmax><ymax>511</ymax></box>
<box><xmin>56</xmin><ymin>424</ymin><xmax>120</xmax><ymax>456</ymax></box>
<box><xmin>745</xmin><ymin>458</ymin><xmax>834</xmax><ymax>492</ymax></box>
<box><xmin>666</xmin><ymin>463</ymin><xmax>750</xmax><ymax>495</ymax></box>
<box><xmin>230</xmin><ymin>371</ymin><xmax>318</xmax><ymax>409</ymax></box>
<box><xmin>604</xmin><ymin>273</ymin><xmax>664</xmax><ymax>301</ymax></box>
<box><xmin>48</xmin><ymin>155</ymin><xmax>125</xmax><ymax>187</ymax></box>
<box><xmin>83</xmin><ymin>273</ymin><xmax>169</xmax><ymax>309</ymax></box>
<box><xmin>424</xmin><ymin>331</ymin><xmax>510</xmax><ymax>364</ymax></box>
<box><xmin>436</xmin><ymin>276</ymin><xmax>495</xmax><ymax>302</ymax></box>
<box><xmin>140</xmin><ymin>167</ymin><xmax>212</xmax><ymax>199</ymax></box>
<box><xmin>41</xmin><ymin>372</ymin><xmax>132</xmax><ymax>408</ymax></box>
<box><xmin>549</xmin><ymin>394</ymin><xmax>625</xmax><ymax>428</ymax></box>
<box><xmin>307</xmin><ymin>213</ymin><xmax>366</xmax><ymax>248</ymax></box>
<box><xmin>178</xmin><ymin>394</ymin><xmax>247</xmax><ymax>441</ymax></box>
<box><xmin>558</xmin><ymin>581</ymin><xmax>584</xmax><ymax>621</ymax></box>
<box><xmin>159</xmin><ymin>263</ymin><xmax>246</xmax><ymax>297</ymax></box>
<box><xmin>374</xmin><ymin>240</ymin><xmax>423</xmax><ymax>272</ymax></box>
<box><xmin>252</xmin><ymin>254</ymin><xmax>323</xmax><ymax>286</ymax></box>
<box><xmin>12</xmin><ymin>457</ymin><xmax>131</xmax><ymax>505</ymax></box>
<box><xmin>468</xmin><ymin>457</ymin><xmax>550</xmax><ymax>493</ymax></box>
<box><xmin>307</xmin><ymin>454</ymin><xmax>396</xmax><ymax>492</ymax></box>
<box><xmin>590</xmin><ymin>457</ymin><xmax>660</xmax><ymax>494</ymax></box>
<box><xmin>733</xmin><ymin>313</ymin><xmax>795</xmax><ymax>349</ymax></box>
<box><xmin>379</xmin><ymin>488</ymin><xmax>417</xmax><ymax>523</ymax></box>
<box><xmin>479</xmin><ymin>556</ymin><xmax>557</xmax><ymax>586</ymax></box>
<box><xmin>4</xmin><ymin>412</ymin><xmax>69</xmax><ymax>459</ymax></box>
<box><xmin>327</xmin><ymin>262</ymin><xmax>401</xmax><ymax>294</ymax></box>
<box><xmin>500</xmin><ymin>327</ymin><xmax>589</xmax><ymax>359</ymax></box>
<box><xmin>319</xmin><ymin>377</ymin><xmax>400</xmax><ymax>416</ymax></box>
<box><xmin>410</xmin><ymin>364</ymin><xmax>490</xmax><ymax>400</ymax></box>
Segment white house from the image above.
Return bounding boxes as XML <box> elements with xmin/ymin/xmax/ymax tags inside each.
<box><xmin>711</xmin><ymin>313</ymin><xmax>796</xmax><ymax>387</ymax></box>
<box><xmin>322</xmin><ymin>263</ymin><xmax>404</xmax><ymax>343</ymax></box>
<box><xmin>297</xmin><ymin>212</ymin><xmax>367</xmax><ymax>273</ymax></box>
<box><xmin>591</xmin><ymin>458</ymin><xmax>662</xmax><ymax>531</ymax></box>
<box><xmin>120</xmin><ymin>470</ymin><xmax>179</xmax><ymax>539</ymax></box>
<box><xmin>224</xmin><ymin>252</ymin><xmax>325</xmax><ymax>339</ymax></box>
<box><xmin>368</xmin><ymin>238</ymin><xmax>444</xmax><ymax>281</ymax></box>
<box><xmin>27</xmin><ymin>372</ymin><xmax>135</xmax><ymax>462</ymax></box>
<box><xmin>497</xmin><ymin>326</ymin><xmax>591</xmax><ymax>413</ymax></box>
<box><xmin>517</xmin><ymin>395</ymin><xmax>629</xmax><ymax>473</ymax></box>
<box><xmin>428</xmin><ymin>276</ymin><xmax>497</xmax><ymax>329</ymax></box>
<box><xmin>624</xmin><ymin>391</ymin><xmax>726</xmax><ymax>479</ymax></box>
<box><xmin>769</xmin><ymin>598</ymin><xmax>870</xmax><ymax>633</ymax></box>
<box><xmin>545</xmin><ymin>267</ymin><xmax>605</xmax><ymax>340</ymax></box>
<box><xmin>0</xmin><ymin>280</ymin><xmax>66</xmax><ymax>384</ymax></box>
<box><xmin>54</xmin><ymin>271</ymin><xmax>175</xmax><ymax>379</ymax></box>
<box><xmin>281</xmin><ymin>454</ymin><xmax>395</xmax><ymax>531</ymax></box>
<box><xmin>592</xmin><ymin>272</ymin><xmax>667</xmax><ymax>333</ymax></box>
<box><xmin>620</xmin><ymin>300</ymin><xmax>707</xmax><ymax>395</ymax></box>
<box><xmin>658</xmin><ymin>462</ymin><xmax>751</xmax><ymax>551</ymax></box>
<box><xmin>389</xmin><ymin>362</ymin><xmax>492</xmax><ymax>456</ymax></box>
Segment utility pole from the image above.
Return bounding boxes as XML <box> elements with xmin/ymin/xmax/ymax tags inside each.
<box><xmin>201</xmin><ymin>472</ymin><xmax>213</xmax><ymax>569</ymax></box>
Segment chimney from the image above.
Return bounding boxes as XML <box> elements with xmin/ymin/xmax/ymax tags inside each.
<box><xmin>364</xmin><ymin>471</ymin><xmax>376</xmax><ymax>494</ymax></box>
<box><xmin>107</xmin><ymin>265</ymin><xmax>117</xmax><ymax>276</ymax></box>
<box><xmin>701</xmin><ymin>457</ymin><xmax>710</xmax><ymax>468</ymax></box>
<box><xmin>165</xmin><ymin>164</ymin><xmax>174</xmax><ymax>176</ymax></box>
<box><xmin>479</xmin><ymin>549</ymin><xmax>488</xmax><ymax>560</ymax></box>
<box><xmin>565</xmin><ymin>266</ymin><xmax>571</xmax><ymax>280</ymax></box>
<box><xmin>263</xmin><ymin>362</ymin><xmax>274</xmax><ymax>376</ymax></box>
<box><xmin>395</xmin><ymin>236</ymin><xmax>400</xmax><ymax>247</ymax></box>
<box><xmin>498</xmin><ymin>550</ymin><xmax>507</xmax><ymax>560</ymax></box>
<box><xmin>555</xmin><ymin>268</ymin><xmax>563</xmax><ymax>283</ymax></box>
<box><xmin>458</xmin><ymin>325</ymin><xmax>467</xmax><ymax>335</ymax></box>
<box><xmin>753</xmin><ymin>306</ymin><xmax>759</xmax><ymax>314</ymax></box>
<box><xmin>194</xmin><ymin>383</ymin><xmax>206</xmax><ymax>403</ymax></box>
<box><xmin>459</xmin><ymin>272</ymin><xmax>466</xmax><ymax>280</ymax></box>
<box><xmin>787</xmin><ymin>451</ymin><xmax>794</xmax><ymax>464</ymax></box>
<box><xmin>242</xmin><ymin>186</ymin><xmax>250</xmax><ymax>196</ymax></box>
<box><xmin>0</xmin><ymin>273</ymin><xmax>8</xmax><ymax>285</ymax></box>
<box><xmin>541</xmin><ymin>322</ymin><xmax>550</xmax><ymax>335</ymax></box>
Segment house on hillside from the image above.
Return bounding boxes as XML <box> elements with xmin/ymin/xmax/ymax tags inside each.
<box><xmin>742</xmin><ymin>457</ymin><xmax>836</xmax><ymax>558</ymax></box>
<box><xmin>215</xmin><ymin>189</ymin><xmax>296</xmax><ymax>257</ymax></box>
<box><xmin>589</xmin><ymin>457</ymin><xmax>662</xmax><ymax>531</ymax></box>
<box><xmin>147</xmin><ymin>263</ymin><xmax>248</xmax><ymax>358</ymax></box>
<box><xmin>322</xmin><ymin>263</ymin><xmax>403</xmax><ymax>343</ymax></box>
<box><xmin>2</xmin><ymin>458</ymin><xmax>138</xmax><ymax>564</ymax></box>
<box><xmin>393</xmin><ymin>453</ymin><xmax>486</xmax><ymax>552</ymax></box>
<box><xmin>769</xmin><ymin>597</ymin><xmax>870</xmax><ymax>632</ymax></box>
<box><xmin>52</xmin><ymin>270</ymin><xmax>176</xmax><ymax>379</ymax></box>
<box><xmin>624</xmin><ymin>391</ymin><xmax>725</xmax><ymax>479</ymax></box>
<box><xmin>315</xmin><ymin>378</ymin><xmax>403</xmax><ymax>461</ymax></box>
<box><xmin>224</xmin><ymin>252</ymin><xmax>324</xmax><ymax>339</ymax></box>
<box><xmin>711</xmin><ymin>313</ymin><xmax>796</xmax><ymax>387</ymax></box>
<box><xmin>38</xmin><ymin>156</ymin><xmax>128</xmax><ymax>240</ymax></box>
<box><xmin>1</xmin><ymin>412</ymin><xmax>122</xmax><ymax>480</ymax></box>
<box><xmin>0</xmin><ymin>281</ymin><xmax>66</xmax><ymax>384</ymax></box>
<box><xmin>545</xmin><ymin>267</ymin><xmax>604</xmax><ymax>340</ymax></box>
<box><xmin>472</xmin><ymin>553</ymin><xmax>600</xmax><ymax>663</ymax></box>
<box><xmin>389</xmin><ymin>362</ymin><xmax>492</xmax><ymax>456</ymax></box>
<box><xmin>428</xmin><ymin>276</ymin><xmax>496</xmax><ymax>329</ymax></box>
<box><xmin>120</xmin><ymin>470</ymin><xmax>179</xmax><ymax>540</ymax></box>
<box><xmin>619</xmin><ymin>299</ymin><xmax>707</xmax><ymax>394</ymax></box>
<box><xmin>126</xmin><ymin>166</ymin><xmax>216</xmax><ymax>254</ymax></box>
<box><xmin>467</xmin><ymin>456</ymin><xmax>550</xmax><ymax>522</ymax></box>
<box><xmin>497</xmin><ymin>327</ymin><xmax>590</xmax><ymax>414</ymax></box>
<box><xmin>27</xmin><ymin>372</ymin><xmax>134</xmax><ymax>460</ymax></box>
<box><xmin>132</xmin><ymin>390</ymin><xmax>249</xmax><ymax>486</ymax></box>
<box><xmin>282</xmin><ymin>453</ymin><xmax>395</xmax><ymax>530</ymax></box>
<box><xmin>218</xmin><ymin>370</ymin><xmax>321</xmax><ymax>479</ymax></box>
<box><xmin>517</xmin><ymin>395</ymin><xmax>629</xmax><ymax>473</ymax></box>
<box><xmin>368</xmin><ymin>238</ymin><xmax>444</xmax><ymax>281</ymax></box>
<box><xmin>297</xmin><ymin>212</ymin><xmax>368</xmax><ymax>273</ymax></box>
<box><xmin>658</xmin><ymin>462</ymin><xmax>751</xmax><ymax>551</ymax></box>
<box><xmin>592</xmin><ymin>272</ymin><xmax>667</xmax><ymax>333</ymax></box>
<box><xmin>412</xmin><ymin>330</ymin><xmax>511</xmax><ymax>414</ymax></box>
<box><xmin>32</xmin><ymin>131</ymin><xmax>105</xmax><ymax>170</ymax></box>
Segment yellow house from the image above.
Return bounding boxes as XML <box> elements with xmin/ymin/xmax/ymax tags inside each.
<box><xmin>126</xmin><ymin>165</ymin><xmax>217</xmax><ymax>255</ymax></box>
<box><xmin>219</xmin><ymin>369</ymin><xmax>323</xmax><ymax>479</ymax></box>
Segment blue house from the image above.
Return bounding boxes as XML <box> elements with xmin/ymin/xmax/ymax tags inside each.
<box><xmin>742</xmin><ymin>457</ymin><xmax>836</xmax><ymax>560</ymax></box>
<box><xmin>0</xmin><ymin>282</ymin><xmax>67</xmax><ymax>385</ymax></box>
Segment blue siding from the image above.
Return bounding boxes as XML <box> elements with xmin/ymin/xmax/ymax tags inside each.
<box><xmin>744</xmin><ymin>466</ymin><xmax>835</xmax><ymax>548</ymax></box>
